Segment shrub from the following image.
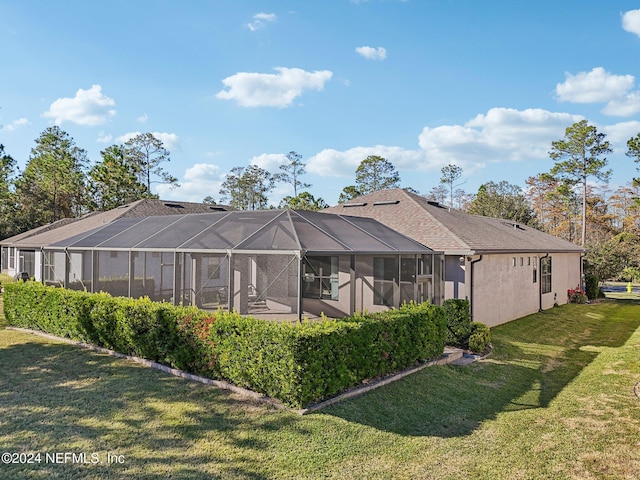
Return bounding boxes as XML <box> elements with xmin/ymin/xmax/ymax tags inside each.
<box><xmin>3</xmin><ymin>282</ymin><xmax>447</xmax><ymax>408</ymax></box>
<box><xmin>468</xmin><ymin>322</ymin><xmax>491</xmax><ymax>353</ymax></box>
<box><xmin>567</xmin><ymin>286</ymin><xmax>588</xmax><ymax>304</ymax></box>
<box><xmin>443</xmin><ymin>298</ymin><xmax>471</xmax><ymax>347</ymax></box>
<box><xmin>584</xmin><ymin>272</ymin><xmax>601</xmax><ymax>300</ymax></box>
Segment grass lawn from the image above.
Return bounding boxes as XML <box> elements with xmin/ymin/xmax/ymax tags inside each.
<box><xmin>1</xmin><ymin>296</ymin><xmax>639</xmax><ymax>479</ymax></box>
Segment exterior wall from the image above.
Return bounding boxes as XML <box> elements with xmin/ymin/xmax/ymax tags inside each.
<box><xmin>468</xmin><ymin>252</ymin><xmax>582</xmax><ymax>327</ymax></box>
<box><xmin>355</xmin><ymin>255</ymin><xmax>394</xmax><ymax>314</ymax></box>
<box><xmin>444</xmin><ymin>255</ymin><xmax>466</xmax><ymax>300</ymax></box>
<box><xmin>302</xmin><ymin>256</ymin><xmax>353</xmax><ymax>317</ymax></box>
<box><xmin>540</xmin><ymin>252</ymin><xmax>582</xmax><ymax>310</ymax></box>
<box><xmin>302</xmin><ymin>254</ymin><xmax>437</xmax><ymax>318</ymax></box>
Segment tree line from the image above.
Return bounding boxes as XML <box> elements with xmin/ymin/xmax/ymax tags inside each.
<box><xmin>1</xmin><ymin>120</ymin><xmax>639</xmax><ymax>282</ymax></box>
<box><xmin>0</xmin><ymin>127</ymin><xmax>182</xmax><ymax>239</ymax></box>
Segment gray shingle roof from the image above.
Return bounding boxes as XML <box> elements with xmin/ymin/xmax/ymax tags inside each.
<box><xmin>324</xmin><ymin>188</ymin><xmax>585</xmax><ymax>254</ymax></box>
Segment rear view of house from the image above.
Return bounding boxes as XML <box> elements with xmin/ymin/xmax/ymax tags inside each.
<box><xmin>324</xmin><ymin>188</ymin><xmax>585</xmax><ymax>326</ymax></box>
<box><xmin>3</xmin><ymin>206</ymin><xmax>443</xmax><ymax>319</ymax></box>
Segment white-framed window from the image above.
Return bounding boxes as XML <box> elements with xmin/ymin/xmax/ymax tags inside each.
<box><xmin>541</xmin><ymin>257</ymin><xmax>552</xmax><ymax>294</ymax></box>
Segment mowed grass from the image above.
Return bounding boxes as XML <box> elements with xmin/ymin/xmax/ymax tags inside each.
<box><xmin>0</xmin><ymin>295</ymin><xmax>639</xmax><ymax>479</ymax></box>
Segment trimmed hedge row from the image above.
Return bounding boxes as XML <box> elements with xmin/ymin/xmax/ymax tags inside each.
<box><xmin>4</xmin><ymin>282</ymin><xmax>446</xmax><ymax>407</ymax></box>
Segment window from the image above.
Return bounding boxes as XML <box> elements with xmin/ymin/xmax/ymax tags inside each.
<box><xmin>512</xmin><ymin>257</ymin><xmax>516</xmax><ymax>267</ymax></box>
<box><xmin>541</xmin><ymin>257</ymin><xmax>552</xmax><ymax>294</ymax></box>
<box><xmin>527</xmin><ymin>257</ymin><xmax>531</xmax><ymax>266</ymax></box>
<box><xmin>374</xmin><ymin>257</ymin><xmax>397</xmax><ymax>306</ymax></box>
<box><xmin>520</xmin><ymin>257</ymin><xmax>524</xmax><ymax>266</ymax></box>
<box><xmin>206</xmin><ymin>256</ymin><xmax>221</xmax><ymax>280</ymax></box>
<box><xmin>303</xmin><ymin>256</ymin><xmax>338</xmax><ymax>300</ymax></box>
<box><xmin>9</xmin><ymin>247</ymin><xmax>15</xmax><ymax>269</ymax></box>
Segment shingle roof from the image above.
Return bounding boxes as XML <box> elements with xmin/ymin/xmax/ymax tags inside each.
<box><xmin>1</xmin><ymin>199</ymin><xmax>233</xmax><ymax>249</ymax></box>
<box><xmin>324</xmin><ymin>188</ymin><xmax>585</xmax><ymax>254</ymax></box>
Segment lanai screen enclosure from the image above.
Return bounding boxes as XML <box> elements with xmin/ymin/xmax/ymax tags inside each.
<box><xmin>42</xmin><ymin>210</ymin><xmax>443</xmax><ymax>318</ymax></box>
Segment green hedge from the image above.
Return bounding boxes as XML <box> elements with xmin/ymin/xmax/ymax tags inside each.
<box><xmin>4</xmin><ymin>282</ymin><xmax>446</xmax><ymax>408</ymax></box>
<box><xmin>468</xmin><ymin>322</ymin><xmax>491</xmax><ymax>353</ymax></box>
<box><xmin>443</xmin><ymin>298</ymin><xmax>472</xmax><ymax>346</ymax></box>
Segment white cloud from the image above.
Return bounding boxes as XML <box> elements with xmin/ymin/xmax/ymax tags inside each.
<box><xmin>97</xmin><ymin>132</ymin><xmax>112</xmax><ymax>143</ymax></box>
<box><xmin>622</xmin><ymin>9</ymin><xmax>640</xmax><ymax>37</ymax></box>
<box><xmin>216</xmin><ymin>67</ymin><xmax>333</xmax><ymax>108</ymax></box>
<box><xmin>555</xmin><ymin>67</ymin><xmax>634</xmax><ymax>103</ymax></box>
<box><xmin>137</xmin><ymin>113</ymin><xmax>148</xmax><ymax>123</ymax></box>
<box><xmin>602</xmin><ymin>120</ymin><xmax>640</xmax><ymax>150</ymax></box>
<box><xmin>249</xmin><ymin>153</ymin><xmax>287</xmax><ymax>171</ymax></box>
<box><xmin>247</xmin><ymin>12</ymin><xmax>277</xmax><ymax>31</ymax></box>
<box><xmin>4</xmin><ymin>117</ymin><xmax>29</xmax><ymax>131</ymax></box>
<box><xmin>355</xmin><ymin>46</ymin><xmax>387</xmax><ymax>60</ymax></box>
<box><xmin>115</xmin><ymin>131</ymin><xmax>181</xmax><ymax>151</ymax></box>
<box><xmin>42</xmin><ymin>85</ymin><xmax>116</xmax><ymax>126</ymax></box>
<box><xmin>308</xmin><ymin>146</ymin><xmax>425</xmax><ymax>178</ymax></box>
<box><xmin>555</xmin><ymin>67</ymin><xmax>640</xmax><ymax>116</ymax></box>
<box><xmin>156</xmin><ymin>163</ymin><xmax>224</xmax><ymax>202</ymax></box>
<box><xmin>601</xmin><ymin>90</ymin><xmax>640</xmax><ymax>116</ymax></box>
<box><xmin>307</xmin><ymin>108</ymin><xmax>583</xmax><ymax>177</ymax></box>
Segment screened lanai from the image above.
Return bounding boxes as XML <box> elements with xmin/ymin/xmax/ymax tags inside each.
<box><xmin>42</xmin><ymin>210</ymin><xmax>443</xmax><ymax>319</ymax></box>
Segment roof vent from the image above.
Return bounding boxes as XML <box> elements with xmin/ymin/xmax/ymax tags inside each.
<box><xmin>373</xmin><ymin>200</ymin><xmax>400</xmax><ymax>206</ymax></box>
<box><xmin>426</xmin><ymin>201</ymin><xmax>442</xmax><ymax>208</ymax></box>
<box><xmin>164</xmin><ymin>203</ymin><xmax>184</xmax><ymax>209</ymax></box>
<box><xmin>502</xmin><ymin>221</ymin><xmax>525</xmax><ymax>230</ymax></box>
<box><xmin>208</xmin><ymin>206</ymin><xmax>226</xmax><ymax>211</ymax></box>
<box><xmin>342</xmin><ymin>202</ymin><xmax>367</xmax><ymax>207</ymax></box>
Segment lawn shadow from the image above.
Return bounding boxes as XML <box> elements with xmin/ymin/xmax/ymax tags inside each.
<box><xmin>0</xmin><ymin>338</ymin><xmax>294</xmax><ymax>479</ymax></box>
<box><xmin>323</xmin><ymin>302</ymin><xmax>640</xmax><ymax>438</ymax></box>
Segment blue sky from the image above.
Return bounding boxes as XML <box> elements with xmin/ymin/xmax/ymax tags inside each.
<box><xmin>2</xmin><ymin>0</ymin><xmax>640</xmax><ymax>206</ymax></box>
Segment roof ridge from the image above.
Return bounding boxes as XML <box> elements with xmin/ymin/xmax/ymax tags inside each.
<box><xmin>400</xmin><ymin>190</ymin><xmax>473</xmax><ymax>252</ymax></box>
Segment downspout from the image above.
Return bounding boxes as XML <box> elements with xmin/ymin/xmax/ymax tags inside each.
<box><xmin>539</xmin><ymin>252</ymin><xmax>549</xmax><ymax>312</ymax></box>
<box><xmin>580</xmin><ymin>253</ymin><xmax>585</xmax><ymax>292</ymax></box>
<box><xmin>297</xmin><ymin>252</ymin><xmax>303</xmax><ymax>323</ymax></box>
<box><xmin>40</xmin><ymin>247</ymin><xmax>45</xmax><ymax>285</ymax></box>
<box><xmin>469</xmin><ymin>255</ymin><xmax>482</xmax><ymax>322</ymax></box>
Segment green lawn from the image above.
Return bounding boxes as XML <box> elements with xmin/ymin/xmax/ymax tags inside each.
<box><xmin>1</xmin><ymin>297</ymin><xmax>639</xmax><ymax>479</ymax></box>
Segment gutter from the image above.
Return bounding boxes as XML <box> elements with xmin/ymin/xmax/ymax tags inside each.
<box><xmin>468</xmin><ymin>255</ymin><xmax>483</xmax><ymax>321</ymax></box>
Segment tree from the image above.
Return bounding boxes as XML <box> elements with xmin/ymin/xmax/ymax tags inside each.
<box><xmin>549</xmin><ymin>120</ymin><xmax>612</xmax><ymax>246</ymax></box>
<box><xmin>124</xmin><ymin>133</ymin><xmax>179</xmax><ymax>196</ymax></box>
<box><xmin>626</xmin><ymin>133</ymin><xmax>640</xmax><ymax>186</ymax></box>
<box><xmin>277</xmin><ymin>151</ymin><xmax>310</xmax><ymax>197</ymax></box>
<box><xmin>453</xmin><ymin>188</ymin><xmax>474</xmax><ymax>211</ymax></box>
<box><xmin>468</xmin><ymin>181</ymin><xmax>535</xmax><ymax>225</ymax></box>
<box><xmin>338</xmin><ymin>185</ymin><xmax>363</xmax><ymax>203</ymax></box>
<box><xmin>278</xmin><ymin>191</ymin><xmax>328</xmax><ymax>211</ymax></box>
<box><xmin>0</xmin><ymin>144</ymin><xmax>18</xmax><ymax>239</ymax></box>
<box><xmin>202</xmin><ymin>195</ymin><xmax>217</xmax><ymax>205</ymax></box>
<box><xmin>354</xmin><ymin>155</ymin><xmax>401</xmax><ymax>194</ymax></box>
<box><xmin>439</xmin><ymin>164</ymin><xmax>463</xmax><ymax>208</ymax></box>
<box><xmin>219</xmin><ymin>165</ymin><xmax>275</xmax><ymax>210</ymax></box>
<box><xmin>14</xmin><ymin>127</ymin><xmax>88</xmax><ymax>227</ymax></box>
<box><xmin>609</xmin><ymin>183</ymin><xmax>640</xmax><ymax>233</ymax></box>
<box><xmin>585</xmin><ymin>232</ymin><xmax>640</xmax><ymax>284</ymax></box>
<box><xmin>426</xmin><ymin>185</ymin><xmax>447</xmax><ymax>205</ymax></box>
<box><xmin>88</xmin><ymin>145</ymin><xmax>149</xmax><ymax>211</ymax></box>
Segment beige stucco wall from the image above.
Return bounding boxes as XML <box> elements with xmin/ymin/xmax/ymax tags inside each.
<box><xmin>452</xmin><ymin>252</ymin><xmax>582</xmax><ymax>327</ymax></box>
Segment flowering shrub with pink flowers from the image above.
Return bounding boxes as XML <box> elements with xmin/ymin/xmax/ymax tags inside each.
<box><xmin>568</xmin><ymin>286</ymin><xmax>588</xmax><ymax>304</ymax></box>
